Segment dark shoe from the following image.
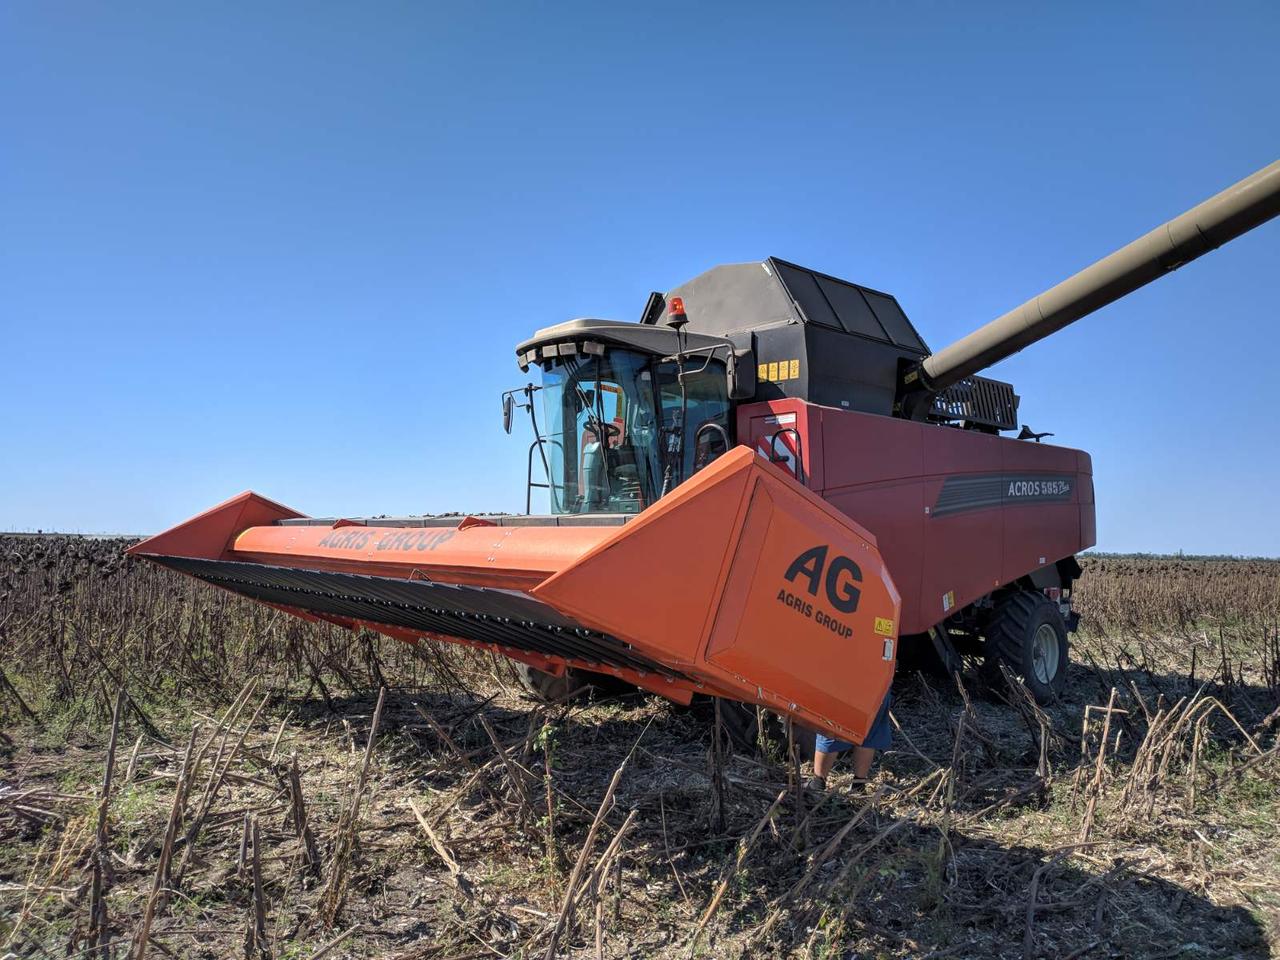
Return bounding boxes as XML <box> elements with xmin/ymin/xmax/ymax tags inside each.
<box><xmin>805</xmin><ymin>775</ymin><xmax>828</xmax><ymax>793</ymax></box>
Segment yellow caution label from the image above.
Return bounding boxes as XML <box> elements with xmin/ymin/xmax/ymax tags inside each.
<box><xmin>874</xmin><ymin>616</ymin><xmax>895</xmax><ymax>636</ymax></box>
<box><xmin>759</xmin><ymin>358</ymin><xmax>801</xmax><ymax>382</ymax></box>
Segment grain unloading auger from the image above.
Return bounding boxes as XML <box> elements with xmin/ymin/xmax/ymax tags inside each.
<box><xmin>130</xmin><ymin>159</ymin><xmax>1280</xmax><ymax>743</ymax></box>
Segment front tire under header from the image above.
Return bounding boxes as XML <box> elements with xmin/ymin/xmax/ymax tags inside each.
<box><xmin>513</xmin><ymin>663</ymin><xmax>589</xmax><ymax>703</ymax></box>
<box><xmin>513</xmin><ymin>663</ymin><xmax>635</xmax><ymax>703</ymax></box>
<box><xmin>716</xmin><ymin>698</ymin><xmax>817</xmax><ymax>758</ymax></box>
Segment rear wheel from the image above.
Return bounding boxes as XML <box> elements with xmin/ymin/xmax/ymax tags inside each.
<box><xmin>983</xmin><ymin>591</ymin><xmax>1069</xmax><ymax>704</ymax></box>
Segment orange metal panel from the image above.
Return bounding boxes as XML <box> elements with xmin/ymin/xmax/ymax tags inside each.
<box><xmin>229</xmin><ymin>522</ymin><xmax>615</xmax><ymax>590</ymax></box>
<box><xmin>535</xmin><ymin>448</ymin><xmax>755</xmax><ymax>667</ymax></box>
<box><xmin>702</xmin><ymin>475</ymin><xmax>898</xmax><ymax>742</ymax></box>
<box><xmin>535</xmin><ymin>447</ymin><xmax>901</xmax><ymax>743</ymax></box>
<box><xmin>126</xmin><ymin>491</ymin><xmax>302</xmax><ymax>561</ymax></box>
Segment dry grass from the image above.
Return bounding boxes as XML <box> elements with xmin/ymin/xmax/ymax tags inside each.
<box><xmin>0</xmin><ymin>538</ymin><xmax>1277</xmax><ymax>958</ymax></box>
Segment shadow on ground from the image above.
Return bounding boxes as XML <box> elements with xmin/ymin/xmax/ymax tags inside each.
<box><xmin>282</xmin><ymin>665</ymin><xmax>1274</xmax><ymax>959</ymax></box>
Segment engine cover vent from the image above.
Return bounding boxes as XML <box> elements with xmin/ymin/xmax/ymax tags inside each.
<box><xmin>929</xmin><ymin>375</ymin><xmax>1019</xmax><ymax>431</ymax></box>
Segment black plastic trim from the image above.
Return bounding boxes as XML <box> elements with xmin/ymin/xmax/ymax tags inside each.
<box><xmin>144</xmin><ymin>555</ymin><xmax>683</xmax><ymax>680</ymax></box>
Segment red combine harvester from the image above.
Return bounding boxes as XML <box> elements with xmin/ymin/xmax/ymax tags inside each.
<box><xmin>130</xmin><ymin>161</ymin><xmax>1279</xmax><ymax>746</ymax></box>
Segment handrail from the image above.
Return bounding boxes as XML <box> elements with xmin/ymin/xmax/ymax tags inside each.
<box><xmin>767</xmin><ymin>427</ymin><xmax>806</xmax><ymax>486</ymax></box>
<box><xmin>526</xmin><ymin>437</ymin><xmax>565</xmax><ymax>515</ymax></box>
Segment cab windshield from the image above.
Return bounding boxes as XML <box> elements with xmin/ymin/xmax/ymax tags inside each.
<box><xmin>536</xmin><ymin>348</ymin><xmax>731</xmax><ymax>514</ymax></box>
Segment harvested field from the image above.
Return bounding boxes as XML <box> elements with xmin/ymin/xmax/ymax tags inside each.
<box><xmin>1</xmin><ymin>537</ymin><xmax>1277</xmax><ymax>958</ymax></box>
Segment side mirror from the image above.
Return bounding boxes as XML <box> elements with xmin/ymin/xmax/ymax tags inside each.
<box><xmin>726</xmin><ymin>348</ymin><xmax>757</xmax><ymax>400</ymax></box>
<box><xmin>502</xmin><ymin>393</ymin><xmax>515</xmax><ymax>434</ymax></box>
<box><xmin>639</xmin><ymin>291</ymin><xmax>666</xmax><ymax>326</ymax></box>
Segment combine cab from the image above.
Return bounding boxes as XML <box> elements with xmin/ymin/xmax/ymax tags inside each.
<box><xmin>131</xmin><ymin>159</ymin><xmax>1279</xmax><ymax>735</ymax></box>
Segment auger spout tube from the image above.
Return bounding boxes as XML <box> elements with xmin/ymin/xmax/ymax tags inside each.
<box><xmin>907</xmin><ymin>159</ymin><xmax>1280</xmax><ymax>395</ymax></box>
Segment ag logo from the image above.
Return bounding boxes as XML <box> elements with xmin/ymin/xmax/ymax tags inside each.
<box><xmin>784</xmin><ymin>545</ymin><xmax>862</xmax><ymax>614</ymax></box>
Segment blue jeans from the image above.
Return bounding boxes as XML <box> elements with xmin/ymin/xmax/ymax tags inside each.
<box><xmin>815</xmin><ymin>690</ymin><xmax>892</xmax><ymax>754</ymax></box>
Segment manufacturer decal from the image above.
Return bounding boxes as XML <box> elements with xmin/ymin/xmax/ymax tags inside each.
<box><xmin>1006</xmin><ymin>478</ymin><xmax>1071</xmax><ymax>497</ymax></box>
<box><xmin>317</xmin><ymin>529</ymin><xmax>457</xmax><ymax>553</ymax></box>
<box><xmin>775</xmin><ymin>545</ymin><xmax>862</xmax><ymax>639</ymax></box>
<box><xmin>316</xmin><ymin>529</ymin><xmax>375</xmax><ymax>550</ymax></box>
<box><xmin>762</xmin><ymin>413</ymin><xmax>798</xmax><ymax>426</ymax></box>
<box><xmin>932</xmin><ymin>473</ymin><xmax>1074</xmax><ymax>518</ymax></box>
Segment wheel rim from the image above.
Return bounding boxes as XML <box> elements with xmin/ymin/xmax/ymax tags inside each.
<box><xmin>1031</xmin><ymin>623</ymin><xmax>1060</xmax><ymax>685</ymax></box>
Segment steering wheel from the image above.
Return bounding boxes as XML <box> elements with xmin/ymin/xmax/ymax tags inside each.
<box><xmin>586</xmin><ymin>421</ymin><xmax>622</xmax><ymax>442</ymax></box>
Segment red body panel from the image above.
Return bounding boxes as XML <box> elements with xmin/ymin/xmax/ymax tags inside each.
<box><xmin>737</xmin><ymin>399</ymin><xmax>1096</xmax><ymax>635</ymax></box>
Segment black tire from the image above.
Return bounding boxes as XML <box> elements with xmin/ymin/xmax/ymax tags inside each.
<box><xmin>513</xmin><ymin>663</ymin><xmax>588</xmax><ymax>703</ymax></box>
<box><xmin>716</xmin><ymin>699</ymin><xmax>817</xmax><ymax>759</ymax></box>
<box><xmin>896</xmin><ymin>629</ymin><xmax>961</xmax><ymax>677</ymax></box>
<box><xmin>512</xmin><ymin>664</ymin><xmax>635</xmax><ymax>703</ymax></box>
<box><xmin>982</xmin><ymin>591</ymin><xmax>1069</xmax><ymax>704</ymax></box>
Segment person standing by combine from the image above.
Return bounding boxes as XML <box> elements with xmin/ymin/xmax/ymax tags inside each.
<box><xmin>809</xmin><ymin>689</ymin><xmax>892</xmax><ymax>791</ymax></box>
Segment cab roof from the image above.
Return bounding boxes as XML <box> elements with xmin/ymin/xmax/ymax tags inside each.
<box><xmin>515</xmin><ymin>318</ymin><xmax>730</xmax><ymax>371</ymax></box>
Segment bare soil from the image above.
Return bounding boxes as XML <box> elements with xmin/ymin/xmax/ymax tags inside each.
<box><xmin>1</xmin><ymin>539</ymin><xmax>1277</xmax><ymax>958</ymax></box>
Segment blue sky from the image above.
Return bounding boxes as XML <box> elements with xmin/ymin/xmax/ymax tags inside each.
<box><xmin>2</xmin><ymin>3</ymin><xmax>1278</xmax><ymax>555</ymax></box>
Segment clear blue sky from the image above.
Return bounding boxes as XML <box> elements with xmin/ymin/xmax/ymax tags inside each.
<box><xmin>3</xmin><ymin>3</ymin><xmax>1277</xmax><ymax>555</ymax></box>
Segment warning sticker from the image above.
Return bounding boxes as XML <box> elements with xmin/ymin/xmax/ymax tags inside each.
<box><xmin>874</xmin><ymin>617</ymin><xmax>895</xmax><ymax>636</ymax></box>
<box><xmin>758</xmin><ymin>358</ymin><xmax>801</xmax><ymax>382</ymax></box>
